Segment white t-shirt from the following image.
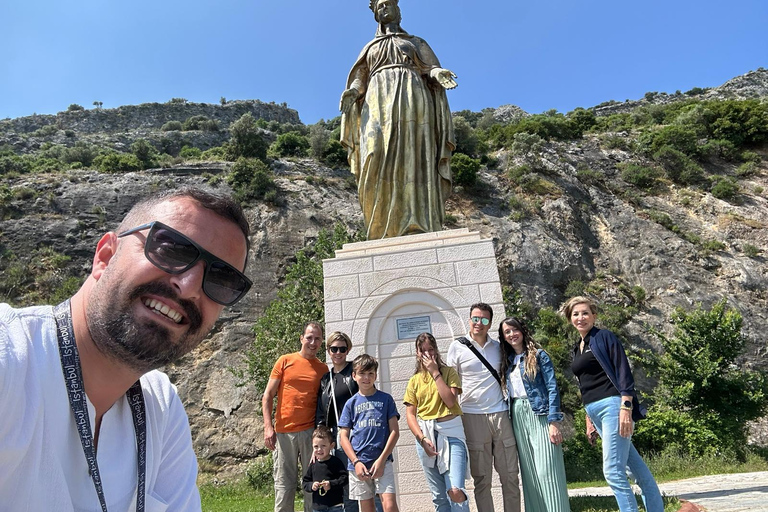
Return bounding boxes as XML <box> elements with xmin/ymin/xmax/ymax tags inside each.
<box><xmin>0</xmin><ymin>304</ymin><xmax>201</xmax><ymax>512</ymax></box>
<box><xmin>446</xmin><ymin>334</ymin><xmax>507</xmax><ymax>414</ymax></box>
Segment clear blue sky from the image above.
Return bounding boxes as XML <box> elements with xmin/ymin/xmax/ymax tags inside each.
<box><xmin>2</xmin><ymin>0</ymin><xmax>766</xmax><ymax>124</ymax></box>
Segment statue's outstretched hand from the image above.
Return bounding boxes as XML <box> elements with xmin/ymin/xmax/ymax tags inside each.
<box><xmin>430</xmin><ymin>68</ymin><xmax>458</xmax><ymax>90</ymax></box>
<box><xmin>339</xmin><ymin>88</ymin><xmax>361</xmax><ymax>113</ymax></box>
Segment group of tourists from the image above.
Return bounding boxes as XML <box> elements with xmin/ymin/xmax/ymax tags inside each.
<box><xmin>263</xmin><ymin>300</ymin><xmax>664</xmax><ymax>512</ymax></box>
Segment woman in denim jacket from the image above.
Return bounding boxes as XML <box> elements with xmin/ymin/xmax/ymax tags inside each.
<box><xmin>564</xmin><ymin>296</ymin><xmax>663</xmax><ymax>512</ymax></box>
<box><xmin>499</xmin><ymin>317</ymin><xmax>571</xmax><ymax>512</ymax></box>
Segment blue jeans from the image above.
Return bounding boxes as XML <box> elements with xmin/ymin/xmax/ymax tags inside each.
<box><xmin>585</xmin><ymin>396</ymin><xmax>664</xmax><ymax>512</ymax></box>
<box><xmin>415</xmin><ymin>435</ymin><xmax>470</xmax><ymax>512</ymax></box>
<box><xmin>334</xmin><ymin>445</ymin><xmax>383</xmax><ymax>512</ymax></box>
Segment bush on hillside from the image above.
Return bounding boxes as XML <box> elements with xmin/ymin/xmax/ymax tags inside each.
<box><xmin>182</xmin><ymin>115</ymin><xmax>218</xmax><ymax>132</ymax></box>
<box><xmin>227</xmin><ymin>157</ymin><xmax>277</xmax><ymax>203</ymax></box>
<box><xmin>451</xmin><ymin>153</ymin><xmax>480</xmax><ymax>187</ymax></box>
<box><xmin>161</xmin><ymin>120</ymin><xmax>183</xmax><ymax>132</ymax></box>
<box><xmin>269</xmin><ymin>131</ymin><xmax>310</xmax><ymax>158</ymax></box>
<box><xmin>228</xmin><ymin>113</ymin><xmax>268</xmax><ymax>161</ymax></box>
<box><xmin>94</xmin><ymin>152</ymin><xmax>141</xmax><ymax>173</ymax></box>
<box><xmin>619</xmin><ymin>162</ymin><xmax>661</xmax><ymax>190</ymax></box>
<box><xmin>653</xmin><ymin>145</ymin><xmax>703</xmax><ymax>185</ymax></box>
<box><xmin>710</xmin><ymin>176</ymin><xmax>740</xmax><ymax>202</ymax></box>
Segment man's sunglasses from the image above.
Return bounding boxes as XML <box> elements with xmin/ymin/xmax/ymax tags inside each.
<box><xmin>328</xmin><ymin>346</ymin><xmax>348</xmax><ymax>354</ymax></box>
<box><xmin>471</xmin><ymin>316</ymin><xmax>491</xmax><ymax>326</ymax></box>
<box><xmin>117</xmin><ymin>221</ymin><xmax>252</xmax><ymax>306</ymax></box>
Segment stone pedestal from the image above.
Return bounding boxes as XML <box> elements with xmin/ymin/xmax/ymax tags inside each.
<box><xmin>323</xmin><ymin>228</ymin><xmax>507</xmax><ymax>511</ymax></box>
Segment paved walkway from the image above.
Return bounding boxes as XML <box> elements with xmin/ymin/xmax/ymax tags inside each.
<box><xmin>568</xmin><ymin>471</ymin><xmax>768</xmax><ymax>511</ymax></box>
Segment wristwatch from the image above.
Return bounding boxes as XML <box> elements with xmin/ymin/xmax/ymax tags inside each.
<box><xmin>621</xmin><ymin>399</ymin><xmax>633</xmax><ymax>410</ymax></box>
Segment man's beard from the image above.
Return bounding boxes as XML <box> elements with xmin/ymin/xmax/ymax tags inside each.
<box><xmin>86</xmin><ymin>281</ymin><xmax>205</xmax><ymax>374</ymax></box>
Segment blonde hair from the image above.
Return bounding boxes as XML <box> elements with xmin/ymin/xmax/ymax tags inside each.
<box><xmin>326</xmin><ymin>331</ymin><xmax>352</xmax><ymax>350</ymax></box>
<box><xmin>561</xmin><ymin>296</ymin><xmax>598</xmax><ymax>320</ymax></box>
<box><xmin>413</xmin><ymin>332</ymin><xmax>446</xmax><ymax>375</ymax></box>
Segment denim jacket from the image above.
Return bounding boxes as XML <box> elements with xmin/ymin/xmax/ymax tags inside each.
<box><xmin>575</xmin><ymin>326</ymin><xmax>647</xmax><ymax>422</ymax></box>
<box><xmin>506</xmin><ymin>349</ymin><xmax>564</xmax><ymax>423</ymax></box>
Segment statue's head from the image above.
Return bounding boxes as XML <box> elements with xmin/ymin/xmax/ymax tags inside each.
<box><xmin>370</xmin><ymin>0</ymin><xmax>401</xmax><ymax>24</ymax></box>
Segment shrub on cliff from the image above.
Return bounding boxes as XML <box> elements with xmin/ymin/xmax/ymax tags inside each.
<box><xmin>227</xmin><ymin>157</ymin><xmax>277</xmax><ymax>203</ymax></box>
<box><xmin>227</xmin><ymin>113</ymin><xmax>268</xmax><ymax>161</ymax></box>
<box><xmin>161</xmin><ymin>120</ymin><xmax>183</xmax><ymax>131</ymax></box>
<box><xmin>451</xmin><ymin>152</ymin><xmax>480</xmax><ymax>187</ymax></box>
<box><xmin>269</xmin><ymin>131</ymin><xmax>310</xmax><ymax>158</ymax></box>
<box><xmin>94</xmin><ymin>152</ymin><xmax>141</xmax><ymax>173</ymax></box>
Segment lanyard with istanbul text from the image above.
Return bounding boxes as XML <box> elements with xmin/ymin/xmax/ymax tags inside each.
<box><xmin>54</xmin><ymin>300</ymin><xmax>147</xmax><ymax>512</ymax></box>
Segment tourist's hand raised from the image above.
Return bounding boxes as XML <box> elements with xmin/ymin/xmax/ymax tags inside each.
<box><xmin>430</xmin><ymin>68</ymin><xmax>458</xmax><ymax>90</ymax></box>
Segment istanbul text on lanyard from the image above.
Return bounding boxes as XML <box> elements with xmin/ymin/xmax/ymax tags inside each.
<box><xmin>54</xmin><ymin>300</ymin><xmax>147</xmax><ymax>512</ymax></box>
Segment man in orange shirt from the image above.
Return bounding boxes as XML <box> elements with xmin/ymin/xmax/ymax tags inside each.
<box><xmin>263</xmin><ymin>321</ymin><xmax>330</xmax><ymax>512</ymax></box>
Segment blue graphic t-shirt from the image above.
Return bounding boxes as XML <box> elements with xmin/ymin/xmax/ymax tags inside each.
<box><xmin>338</xmin><ymin>389</ymin><xmax>400</xmax><ymax>469</ymax></box>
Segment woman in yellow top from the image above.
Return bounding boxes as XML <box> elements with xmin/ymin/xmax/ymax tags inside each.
<box><xmin>403</xmin><ymin>333</ymin><xmax>469</xmax><ymax>512</ymax></box>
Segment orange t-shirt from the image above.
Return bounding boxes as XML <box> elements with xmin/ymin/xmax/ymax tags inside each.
<box><xmin>270</xmin><ymin>352</ymin><xmax>329</xmax><ymax>433</ymax></box>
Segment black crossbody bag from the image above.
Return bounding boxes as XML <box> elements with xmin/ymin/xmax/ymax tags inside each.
<box><xmin>457</xmin><ymin>336</ymin><xmax>504</xmax><ymax>390</ymax></box>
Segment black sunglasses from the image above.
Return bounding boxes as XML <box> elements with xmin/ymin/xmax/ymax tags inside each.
<box><xmin>117</xmin><ymin>221</ymin><xmax>252</xmax><ymax>306</ymax></box>
<box><xmin>329</xmin><ymin>346</ymin><xmax>348</xmax><ymax>354</ymax></box>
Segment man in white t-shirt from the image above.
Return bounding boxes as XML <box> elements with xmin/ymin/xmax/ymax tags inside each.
<box><xmin>0</xmin><ymin>188</ymin><xmax>252</xmax><ymax>511</ymax></box>
<box><xmin>446</xmin><ymin>302</ymin><xmax>521</xmax><ymax>512</ymax></box>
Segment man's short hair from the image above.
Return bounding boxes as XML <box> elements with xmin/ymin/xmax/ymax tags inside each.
<box><xmin>117</xmin><ymin>187</ymin><xmax>251</xmax><ymax>263</ymax></box>
<box><xmin>313</xmin><ymin>425</ymin><xmax>334</xmax><ymax>443</ymax></box>
<box><xmin>352</xmin><ymin>354</ymin><xmax>378</xmax><ymax>374</ymax></box>
<box><xmin>469</xmin><ymin>302</ymin><xmax>493</xmax><ymax>322</ymax></box>
<box><xmin>302</xmin><ymin>321</ymin><xmax>323</xmax><ymax>337</ymax></box>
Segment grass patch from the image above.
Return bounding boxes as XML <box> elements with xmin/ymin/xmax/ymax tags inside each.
<box><xmin>199</xmin><ymin>479</ymin><xmax>301</xmax><ymax>512</ymax></box>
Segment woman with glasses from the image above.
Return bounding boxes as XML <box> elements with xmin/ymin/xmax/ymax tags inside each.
<box><xmin>564</xmin><ymin>296</ymin><xmax>663</xmax><ymax>512</ymax></box>
<box><xmin>499</xmin><ymin>317</ymin><xmax>570</xmax><ymax>512</ymax></box>
<box><xmin>404</xmin><ymin>332</ymin><xmax>469</xmax><ymax>512</ymax></box>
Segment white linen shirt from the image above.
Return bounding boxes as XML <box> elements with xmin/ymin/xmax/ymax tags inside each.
<box><xmin>446</xmin><ymin>333</ymin><xmax>507</xmax><ymax>414</ymax></box>
<box><xmin>0</xmin><ymin>304</ymin><xmax>201</xmax><ymax>512</ymax></box>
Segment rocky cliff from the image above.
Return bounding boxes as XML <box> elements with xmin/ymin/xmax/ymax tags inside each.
<box><xmin>1</xmin><ymin>72</ymin><xmax>767</xmax><ymax>474</ymax></box>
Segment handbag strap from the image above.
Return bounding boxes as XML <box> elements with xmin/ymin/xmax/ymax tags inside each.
<box><xmin>329</xmin><ymin>370</ymin><xmax>340</xmax><ymax>425</ymax></box>
<box><xmin>458</xmin><ymin>336</ymin><xmax>502</xmax><ymax>387</ymax></box>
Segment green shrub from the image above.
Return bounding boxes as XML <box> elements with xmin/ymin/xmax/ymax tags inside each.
<box><xmin>95</xmin><ymin>152</ymin><xmax>142</xmax><ymax>173</ymax></box>
<box><xmin>227</xmin><ymin>113</ymin><xmax>268</xmax><ymax>161</ymax></box>
<box><xmin>700</xmin><ymin>138</ymin><xmax>739</xmax><ymax>161</ymax></box>
<box><xmin>644</xmin><ymin>300</ymin><xmax>768</xmax><ymax>459</ymax></box>
<box><xmin>67</xmin><ymin>104</ymin><xmax>85</xmax><ymax>112</ymax></box>
<box><xmin>710</xmin><ymin>176</ymin><xmax>740</xmax><ymax>202</ymax></box>
<box><xmin>62</xmin><ymin>142</ymin><xmax>97</xmax><ymax>168</ymax></box>
<box><xmin>743</xmin><ymin>243</ymin><xmax>759</xmax><ymax>257</ymax></box>
<box><xmin>740</xmin><ymin>150</ymin><xmax>761</xmax><ymax>164</ymax></box>
<box><xmin>321</xmin><ymin>140</ymin><xmax>348</xmax><ymax>168</ymax></box>
<box><xmin>168</xmin><ymin>97</ymin><xmax>188</xmax><ymax>104</ymax></box>
<box><xmin>269</xmin><ymin>131</ymin><xmax>310</xmax><ymax>158</ymax></box>
<box><xmin>647</xmin><ymin>209</ymin><xmax>676</xmax><ymax>231</ymax></box>
<box><xmin>653</xmin><ymin>145</ymin><xmax>703</xmax><ymax>184</ymax></box>
<box><xmin>701</xmin><ymin>239</ymin><xmax>726</xmax><ymax>252</ymax></box>
<box><xmin>227</xmin><ymin>157</ymin><xmax>277</xmax><ymax>202</ymax></box>
<box><xmin>451</xmin><ymin>153</ymin><xmax>480</xmax><ymax>187</ymax></box>
<box><xmin>179</xmin><ymin>145</ymin><xmax>202</xmax><ymax>160</ymax></box>
<box><xmin>131</xmin><ymin>139</ymin><xmax>158</xmax><ymax>169</ymax></box>
<box><xmin>633</xmin><ymin>409</ymin><xmax>719</xmax><ymax>457</ymax></box>
<box><xmin>161</xmin><ymin>120</ymin><xmax>183</xmax><ymax>131</ymax></box>
<box><xmin>640</xmin><ymin>125</ymin><xmax>699</xmax><ymax>156</ymax></box>
<box><xmin>620</xmin><ymin>162</ymin><xmax>660</xmax><ymax>189</ymax></box>
<box><xmin>453</xmin><ymin>116</ymin><xmax>480</xmax><ymax>157</ymax></box>
<box><xmin>31</xmin><ymin>125</ymin><xmax>59</xmax><ymax>137</ymax></box>
<box><xmin>201</xmin><ymin>146</ymin><xmax>228</xmax><ymax>161</ymax></box>
<box><xmin>183</xmin><ymin>115</ymin><xmax>218</xmax><ymax>132</ymax></box>
<box><xmin>245</xmin><ymin>455</ymin><xmax>275</xmax><ymax>492</ymax></box>
<box><xmin>736</xmin><ymin>161</ymin><xmax>758</xmax><ymax>177</ymax></box>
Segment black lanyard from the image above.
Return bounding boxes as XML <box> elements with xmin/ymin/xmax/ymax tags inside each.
<box><xmin>54</xmin><ymin>300</ymin><xmax>146</xmax><ymax>512</ymax></box>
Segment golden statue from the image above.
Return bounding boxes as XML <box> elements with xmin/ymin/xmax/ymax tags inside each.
<box><xmin>340</xmin><ymin>0</ymin><xmax>457</xmax><ymax>239</ymax></box>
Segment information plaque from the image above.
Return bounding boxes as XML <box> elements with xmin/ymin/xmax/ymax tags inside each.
<box><xmin>396</xmin><ymin>316</ymin><xmax>432</xmax><ymax>340</ymax></box>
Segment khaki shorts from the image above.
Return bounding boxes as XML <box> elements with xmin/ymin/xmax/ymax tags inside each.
<box><xmin>348</xmin><ymin>460</ymin><xmax>396</xmax><ymax>500</ymax></box>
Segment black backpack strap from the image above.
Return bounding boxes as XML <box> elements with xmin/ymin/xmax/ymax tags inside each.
<box><xmin>458</xmin><ymin>336</ymin><xmax>502</xmax><ymax>386</ymax></box>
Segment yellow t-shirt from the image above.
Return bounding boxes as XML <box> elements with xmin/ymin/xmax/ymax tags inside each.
<box><xmin>403</xmin><ymin>366</ymin><xmax>463</xmax><ymax>420</ymax></box>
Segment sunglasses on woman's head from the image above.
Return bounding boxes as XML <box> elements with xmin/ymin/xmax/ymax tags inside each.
<box><xmin>471</xmin><ymin>316</ymin><xmax>491</xmax><ymax>326</ymax></box>
<box><xmin>328</xmin><ymin>346</ymin><xmax>348</xmax><ymax>353</ymax></box>
<box><xmin>117</xmin><ymin>221</ymin><xmax>252</xmax><ymax>306</ymax></box>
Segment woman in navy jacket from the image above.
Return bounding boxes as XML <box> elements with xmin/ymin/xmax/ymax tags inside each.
<box><xmin>499</xmin><ymin>317</ymin><xmax>570</xmax><ymax>512</ymax></box>
<box><xmin>564</xmin><ymin>296</ymin><xmax>663</xmax><ymax>512</ymax></box>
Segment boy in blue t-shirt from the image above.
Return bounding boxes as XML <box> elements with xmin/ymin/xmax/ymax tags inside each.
<box><xmin>339</xmin><ymin>354</ymin><xmax>400</xmax><ymax>512</ymax></box>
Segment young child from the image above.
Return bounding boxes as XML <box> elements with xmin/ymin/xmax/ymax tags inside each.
<box><xmin>302</xmin><ymin>425</ymin><xmax>348</xmax><ymax>512</ymax></box>
<box><xmin>338</xmin><ymin>354</ymin><xmax>401</xmax><ymax>512</ymax></box>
